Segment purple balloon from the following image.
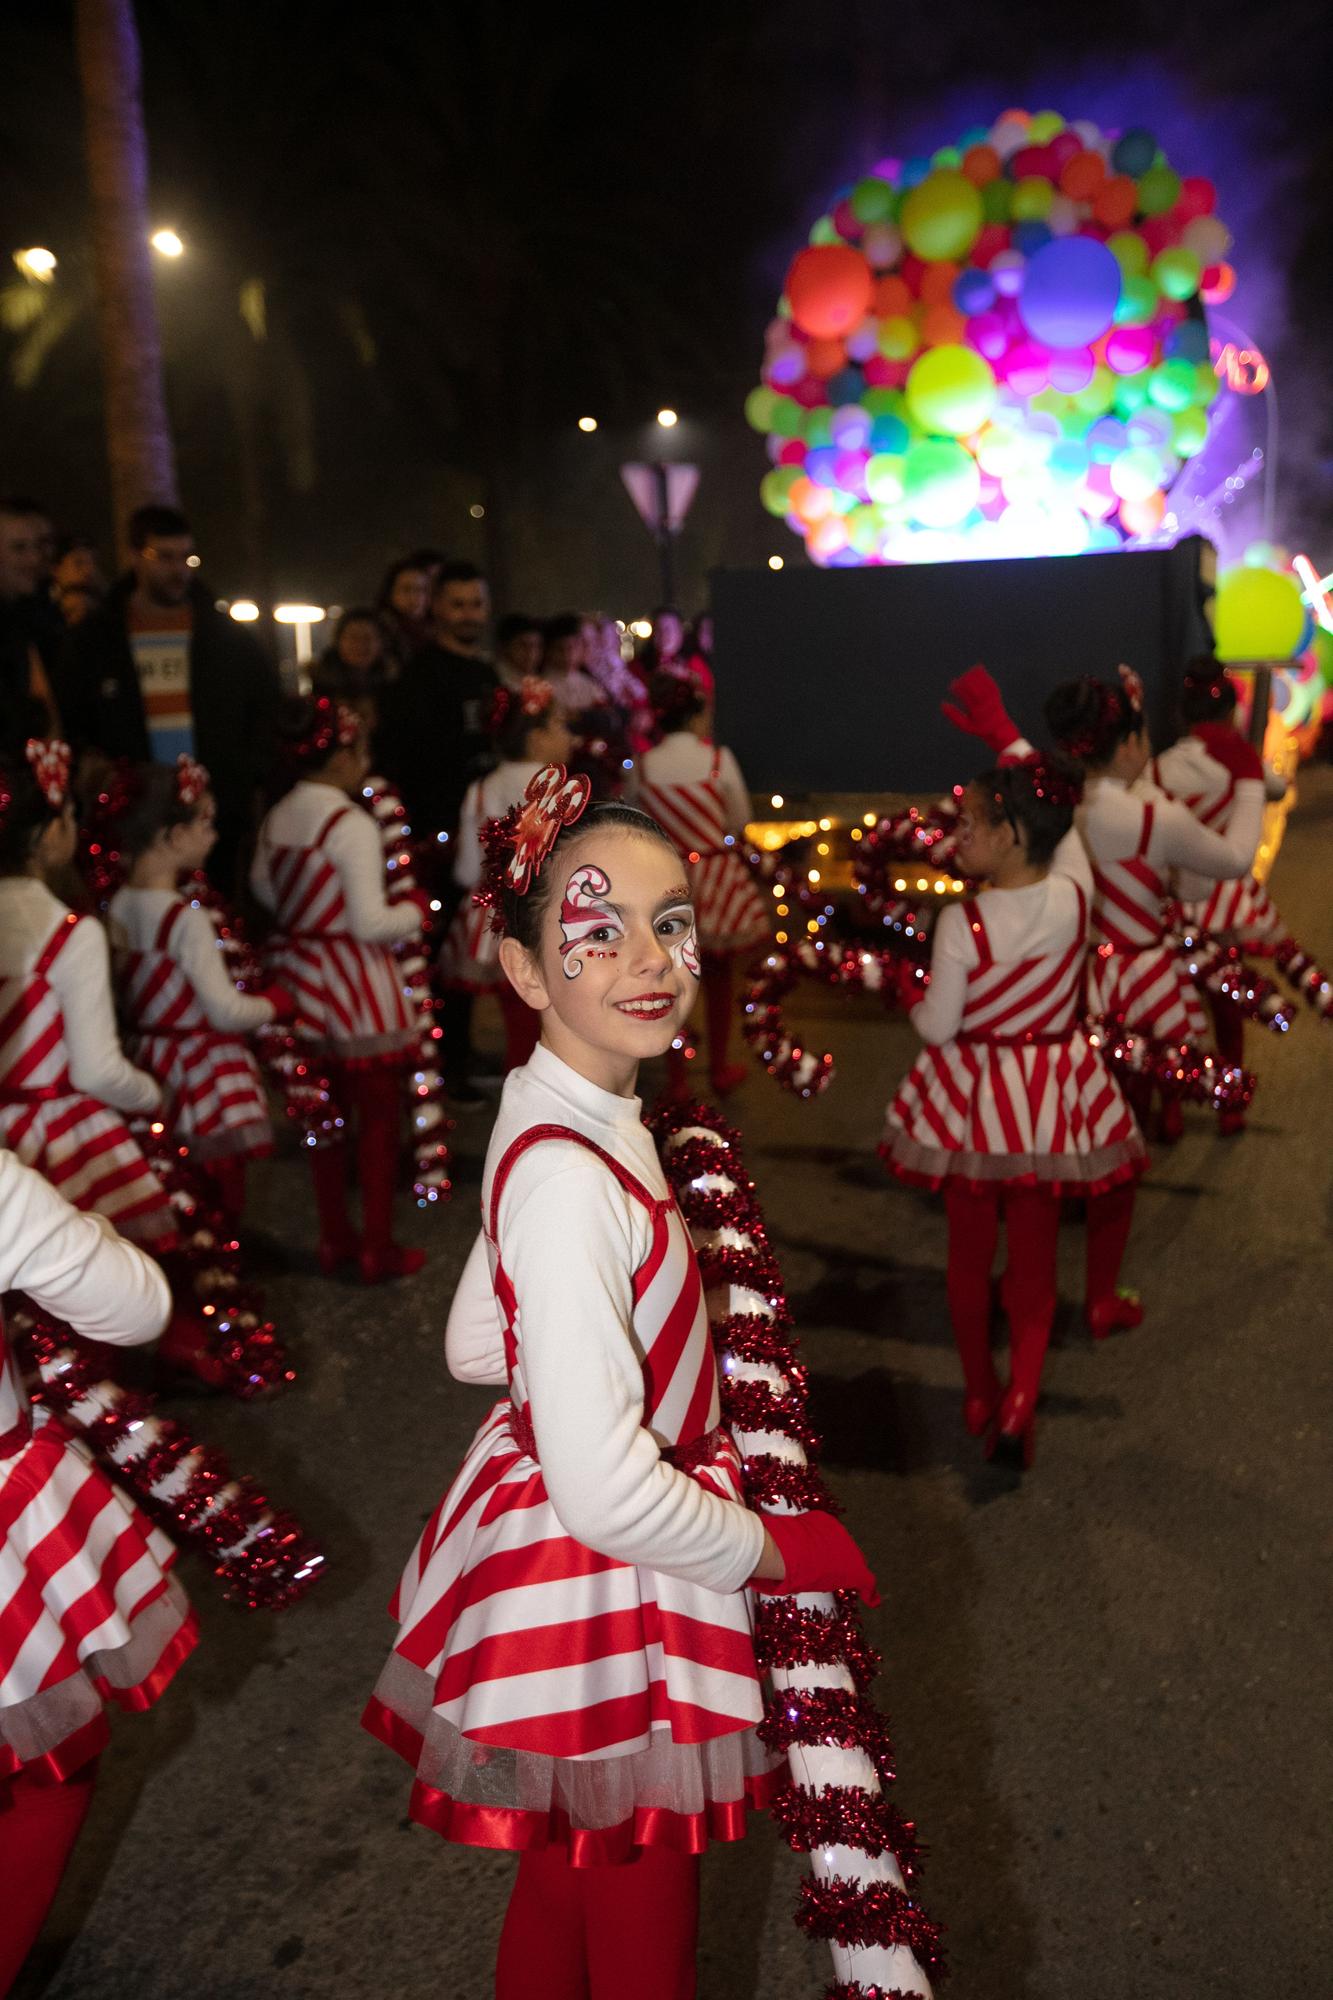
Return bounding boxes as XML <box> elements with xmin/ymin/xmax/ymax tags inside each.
<box><xmin>1018</xmin><ymin>235</ymin><xmax>1122</xmax><ymax>349</ymax></box>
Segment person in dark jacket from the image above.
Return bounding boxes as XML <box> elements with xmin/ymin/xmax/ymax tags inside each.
<box><xmin>56</xmin><ymin>504</ymin><xmax>281</xmax><ymax>891</ymax></box>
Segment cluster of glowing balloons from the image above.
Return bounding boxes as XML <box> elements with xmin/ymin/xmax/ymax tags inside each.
<box><xmin>748</xmin><ymin>108</ymin><xmax>1236</xmax><ymax>565</ymax></box>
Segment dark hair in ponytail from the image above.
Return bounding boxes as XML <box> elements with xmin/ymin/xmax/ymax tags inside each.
<box><xmin>1043</xmin><ymin>677</ymin><xmax>1140</xmax><ymax>770</ymax></box>
<box><xmin>973</xmin><ymin>755</ymin><xmax>1081</xmax><ymax>867</ymax></box>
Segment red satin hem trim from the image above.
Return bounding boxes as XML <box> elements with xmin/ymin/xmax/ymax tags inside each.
<box><xmin>360</xmin><ymin>1697</ymin><xmax>782</xmax><ymax>1860</ymax></box>
<box><xmin>880</xmin><ymin>1147</ymin><xmax>1148</xmax><ymax>1201</ymax></box>
<box><xmin>0</xmin><ymin>1609</ymin><xmax>197</xmax><ymax>1785</ymax></box>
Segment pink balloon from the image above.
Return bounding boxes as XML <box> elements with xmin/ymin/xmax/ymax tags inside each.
<box><xmin>1104</xmin><ymin>326</ymin><xmax>1156</xmax><ymax>374</ymax></box>
<box><xmin>1002</xmin><ymin>340</ymin><xmax>1050</xmax><ymax>395</ymax></box>
<box><xmin>778</xmin><ymin>439</ymin><xmax>807</xmax><ymax>465</ymax></box>
<box><xmin>833</xmin><ymin>199</ymin><xmax>861</xmax><ymax>239</ymax></box>
<box><xmin>1049</xmin><ymin>346</ymin><xmax>1096</xmax><ymax>392</ymax></box>
<box><xmin>791</xmin><ymin>374</ymin><xmax>827</xmax><ymax>407</ymax></box>
<box><xmin>968</xmin><ymin>311</ymin><xmax>1011</xmax><ymax>361</ymax></box>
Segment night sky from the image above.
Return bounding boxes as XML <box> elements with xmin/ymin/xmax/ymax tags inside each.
<box><xmin>2</xmin><ymin>0</ymin><xmax>1330</xmax><ymax>615</ymax></box>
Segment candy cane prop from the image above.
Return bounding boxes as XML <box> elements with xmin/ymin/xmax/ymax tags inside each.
<box><xmin>651</xmin><ymin>1101</ymin><xmax>942</xmax><ymax>1999</ymax></box>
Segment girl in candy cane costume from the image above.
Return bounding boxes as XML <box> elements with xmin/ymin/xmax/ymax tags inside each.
<box><xmin>107</xmin><ymin>757</ymin><xmax>294</xmax><ymax>1219</ymax></box>
<box><xmin>884</xmin><ymin>750</ymin><xmax>1148</xmax><ymax>1466</ymax></box>
<box><xmin>251</xmin><ymin>698</ymin><xmax>427</xmax><ymax>1283</ymax></box>
<box><xmin>0</xmin><ymin>1150</ymin><xmax>195</xmax><ymax>1990</ymax></box>
<box><xmin>631</xmin><ymin>674</ymin><xmax>769</xmax><ymax>1096</ymax></box>
<box><xmin>440</xmin><ymin>677</ymin><xmax>573</xmax><ymax>1072</ymax></box>
<box><xmin>364</xmin><ymin>766</ymin><xmax>876</xmax><ymax>1999</ymax></box>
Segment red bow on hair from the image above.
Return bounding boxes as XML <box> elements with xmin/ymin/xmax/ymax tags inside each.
<box><xmin>1117</xmin><ymin>662</ymin><xmax>1145</xmax><ymax>714</ymax></box>
<box><xmin>295</xmin><ymin>697</ymin><xmax>361</xmax><ymax>763</ymax></box>
<box><xmin>488</xmin><ymin>676</ymin><xmax>556</xmax><ymax>737</ymax></box>
<box><xmin>504</xmin><ymin>763</ymin><xmax>591</xmax><ymax>895</ymax></box>
<box><xmin>25</xmin><ymin>738</ymin><xmax>71</xmax><ymax>809</ymax></box>
<box><xmin>175</xmin><ymin>754</ymin><xmax>210</xmax><ymax>806</ymax></box>
<box><xmin>1014</xmin><ymin>752</ymin><xmax>1081</xmax><ymax>810</ymax></box>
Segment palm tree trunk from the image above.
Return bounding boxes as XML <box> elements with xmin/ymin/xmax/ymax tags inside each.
<box><xmin>74</xmin><ymin>0</ymin><xmax>179</xmax><ymax>561</ymax></box>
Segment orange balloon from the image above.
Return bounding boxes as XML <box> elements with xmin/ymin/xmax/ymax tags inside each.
<box><xmin>922</xmin><ymin>303</ymin><xmax>967</xmax><ymax>347</ymax></box>
<box><xmin>1119</xmin><ymin>490</ymin><xmax>1166</xmax><ymax>536</ymax></box>
<box><xmin>1094</xmin><ymin>175</ymin><xmax>1138</xmax><ymax>229</ymax></box>
<box><xmin>998</xmin><ymin>107</ymin><xmax>1032</xmax><ymax>126</ymax></box>
<box><xmin>919</xmin><ymin>260</ymin><xmax>961</xmax><ymax>307</ymax></box>
<box><xmin>805</xmin><ymin>337</ymin><xmax>848</xmax><ymax>378</ymax></box>
<box><xmin>785</xmin><ymin>244</ymin><xmax>875</xmax><ymax>339</ymax></box>
<box><xmin>873</xmin><ymin>274</ymin><xmax>914</xmax><ymax>318</ymax></box>
<box><xmin>789</xmin><ymin>477</ymin><xmax>834</xmax><ymax>525</ymax></box>
<box><xmin>1059</xmin><ymin>150</ymin><xmax>1106</xmax><ymax>200</ymax></box>
<box><xmin>962</xmin><ymin>144</ymin><xmax>1001</xmax><ymax>187</ymax></box>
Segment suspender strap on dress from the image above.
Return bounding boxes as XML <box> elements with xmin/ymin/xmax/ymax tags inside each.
<box><xmin>32</xmin><ymin>910</ymin><xmax>81</xmax><ymax>980</ymax></box>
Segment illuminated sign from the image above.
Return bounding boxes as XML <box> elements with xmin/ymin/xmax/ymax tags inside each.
<box><xmin>1210</xmin><ymin>340</ymin><xmax>1270</xmax><ymax>395</ymax></box>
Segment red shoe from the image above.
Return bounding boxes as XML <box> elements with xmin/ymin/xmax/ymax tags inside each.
<box><xmin>318</xmin><ymin>1234</ymin><xmax>360</xmax><ymax>1277</ymax></box>
<box><xmin>964</xmin><ymin>1388</ymin><xmax>1001</xmax><ymax>1438</ymax></box>
<box><xmin>157</xmin><ymin>1312</ymin><xmax>230</xmax><ymax>1392</ymax></box>
<box><xmin>359</xmin><ymin>1244</ymin><xmax>427</xmax><ymax>1284</ymax></box>
<box><xmin>1087</xmin><ymin>1289</ymin><xmax>1144</xmax><ymax>1340</ymax></box>
<box><xmin>709</xmin><ymin>1063</ymin><xmax>749</xmax><ymax>1097</ymax></box>
<box><xmin>1217</xmin><ymin>1108</ymin><xmax>1247</xmax><ymax>1138</ymax></box>
<box><xmin>986</xmin><ymin>1386</ymin><xmax>1036</xmax><ymax>1469</ymax></box>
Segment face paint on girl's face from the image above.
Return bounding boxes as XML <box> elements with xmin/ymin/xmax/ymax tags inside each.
<box><xmin>558</xmin><ymin>862</ymin><xmax>622</xmax><ymax>978</ymax></box>
<box><xmin>675</xmin><ymin>911</ymin><xmax>700</xmax><ymax>979</ymax></box>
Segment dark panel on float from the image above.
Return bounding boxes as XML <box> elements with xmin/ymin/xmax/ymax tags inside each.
<box><xmin>711</xmin><ymin>538</ymin><xmax>1215</xmax><ymax>795</ymax></box>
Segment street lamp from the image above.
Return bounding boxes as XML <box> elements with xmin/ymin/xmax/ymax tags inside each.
<box><xmin>150</xmin><ymin>229</ymin><xmax>184</xmax><ymax>258</ymax></box>
<box><xmin>274</xmin><ymin>602</ymin><xmax>326</xmax><ymax>666</ymax></box>
<box><xmin>578</xmin><ymin>416</ymin><xmax>598</xmax><ymax>433</ymax></box>
<box><xmin>228</xmin><ymin>600</ymin><xmax>260</xmax><ymax>622</ymax></box>
<box><xmin>13</xmin><ymin>247</ymin><xmax>56</xmax><ymax>282</ymax></box>
<box><xmin>768</xmin><ymin>555</ymin><xmax>785</xmax><ymax>570</ymax></box>
<box><xmin>656</xmin><ymin>408</ymin><xmax>678</xmax><ymax>429</ymax></box>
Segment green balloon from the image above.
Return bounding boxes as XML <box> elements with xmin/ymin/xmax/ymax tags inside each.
<box><xmin>851</xmin><ymin>176</ymin><xmax>897</xmax><ymax>224</ymax></box>
<box><xmin>1313</xmin><ymin>626</ymin><xmax>1333</xmax><ymax>689</ymax></box>
<box><xmin>1214</xmin><ymin>565</ymin><xmax>1306</xmax><ymax>661</ymax></box>
<box><xmin>1137</xmin><ymin>164</ymin><xmax>1182</xmax><ymax>217</ymax></box>
<box><xmin>900</xmin><ymin>170</ymin><xmax>984</xmax><ymax>261</ymax></box>
<box><xmin>745</xmin><ymin>385</ymin><xmax>778</xmax><ymax>433</ymax></box>
<box><xmin>809</xmin><ymin>216</ymin><xmax>841</xmax><ymax>245</ymax></box>
<box><xmin>982</xmin><ymin>177</ymin><xmax>1013</xmax><ymax>223</ymax></box>
<box><xmin>1074</xmin><ymin>365</ymin><xmax>1116</xmax><ymax>417</ymax></box>
<box><xmin>769</xmin><ymin>395</ymin><xmax>804</xmax><ymax>438</ymax></box>
<box><xmin>1147</xmin><ymin>357</ymin><xmax>1198</xmax><ymax>413</ymax></box>
<box><xmin>932</xmin><ymin>145</ymin><xmax>962</xmax><ymax>169</ymax></box>
<box><xmin>846</xmin><ymin>503</ymin><xmax>885</xmax><ymax>554</ymax></box>
<box><xmin>902</xmin><ymin>437</ymin><xmax>980</xmax><ymax>528</ymax></box>
<box><xmin>1192</xmin><ymin>359</ymin><xmax>1220</xmax><ymax>407</ymax></box>
<box><xmin>865</xmin><ymin>453</ymin><xmax>906</xmax><ymax>504</ymax></box>
<box><xmin>1114</xmin><ymin>275</ymin><xmax>1159</xmax><ymax>327</ymax></box>
<box><xmin>906</xmin><ymin>344</ymin><xmax>997</xmax><ymax>437</ymax></box>
<box><xmin>1172</xmin><ymin>407</ymin><xmax>1209</xmax><ymax>455</ymax></box>
<box><xmin>1108</xmin><ymin>231</ymin><xmax>1150</xmax><ymax>276</ymax></box>
<box><xmin>760</xmin><ymin>465</ymin><xmax>801</xmax><ymax>516</ymax></box>
<box><xmin>1152</xmin><ymin>247</ymin><xmax>1202</xmax><ymax>302</ymax></box>
<box><xmin>1113</xmin><ymin>374</ymin><xmax>1151</xmax><ymax>416</ymax></box>
<box><xmin>802</xmin><ymin>405</ymin><xmax>835</xmax><ymax>445</ymax></box>
<box><xmin>862</xmin><ymin>386</ymin><xmax>906</xmax><ymax>418</ymax></box>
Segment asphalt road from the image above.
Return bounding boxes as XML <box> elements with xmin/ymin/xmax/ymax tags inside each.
<box><xmin>17</xmin><ymin>769</ymin><xmax>1332</xmax><ymax>2000</ymax></box>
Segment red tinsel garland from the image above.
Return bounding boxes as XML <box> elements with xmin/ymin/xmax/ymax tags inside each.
<box><xmin>1088</xmin><ymin>1021</ymin><xmax>1256</xmax><ymax>1113</ymax></box>
<box><xmin>649</xmin><ymin>1100</ymin><xmax>941</xmax><ymax>1997</ymax></box>
<box><xmin>1272</xmin><ymin>936</ymin><xmax>1333</xmax><ymax>1020</ymax></box>
<box><xmin>13</xmin><ymin>1305</ymin><xmax>324</xmax><ymax>1609</ymax></box>
<box><xmin>741</xmin><ymin>939</ymin><xmax>915</xmax><ymax>1099</ymax></box>
<box><xmin>1176</xmin><ymin>930</ymin><xmax>1295</xmax><ymax>1036</ymax></box>
<box><xmin>825</xmin><ymin>1986</ymin><xmax>926</xmax><ymax>2000</ymax></box>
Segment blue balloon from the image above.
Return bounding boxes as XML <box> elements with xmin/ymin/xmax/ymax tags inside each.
<box><xmin>954</xmin><ymin>267</ymin><xmax>997</xmax><ymax>315</ymax></box>
<box><xmin>1012</xmin><ymin>220</ymin><xmax>1054</xmax><ymax>257</ymax></box>
<box><xmin>1017</xmin><ymin>235</ymin><xmax>1123</xmax><ymax>349</ymax></box>
<box><xmin>870</xmin><ymin>413</ymin><xmax>911</xmax><ymax>453</ymax></box>
<box><xmin>805</xmin><ymin>446</ymin><xmax>842</xmax><ymax>489</ymax></box>
<box><xmin>827</xmin><ymin>367</ymin><xmax>867</xmax><ymax>407</ymax></box>
<box><xmin>900</xmin><ymin>155</ymin><xmax>932</xmax><ymax>188</ymax></box>
<box><xmin>1111</xmin><ymin>127</ymin><xmax>1157</xmax><ymax>176</ymax></box>
<box><xmin>1165</xmin><ymin>319</ymin><xmax>1210</xmax><ymax>363</ymax></box>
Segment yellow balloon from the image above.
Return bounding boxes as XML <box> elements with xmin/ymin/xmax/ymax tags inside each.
<box><xmin>1213</xmin><ymin>566</ymin><xmax>1306</xmax><ymax>661</ymax></box>
<box><xmin>900</xmin><ymin>171</ymin><xmax>984</xmax><ymax>261</ymax></box>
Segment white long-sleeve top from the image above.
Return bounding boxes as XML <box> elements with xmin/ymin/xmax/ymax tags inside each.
<box><xmin>1146</xmin><ymin>734</ymin><xmax>1269</xmax><ymax>905</ymax></box>
<box><xmin>0</xmin><ymin>878</ymin><xmax>161</xmax><ymax>1115</ymax></box>
<box><xmin>451</xmin><ymin>759</ymin><xmax>543</xmax><ymax>892</ymax></box>
<box><xmin>629</xmin><ymin>732</ymin><xmax>754</xmax><ymax>834</ymax></box>
<box><xmin>249</xmin><ymin>780</ymin><xmax>419</xmax><ymax>944</ymax></box>
<box><xmin>446</xmin><ymin>1042</ymin><xmax>765</xmax><ymax>1594</ymax></box>
<box><xmin>909</xmin><ymin>872</ymin><xmax>1086</xmax><ymax>1046</ymax></box>
<box><xmin>0</xmin><ymin>1147</ymin><xmax>170</xmax><ymax>1343</ymax></box>
<box><xmin>108</xmin><ymin>887</ymin><xmax>275</xmax><ymax>1031</ymax></box>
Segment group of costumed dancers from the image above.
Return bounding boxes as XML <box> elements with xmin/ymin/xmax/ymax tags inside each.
<box><xmin>0</xmin><ymin>647</ymin><xmax>1323</xmax><ymax>1996</ymax></box>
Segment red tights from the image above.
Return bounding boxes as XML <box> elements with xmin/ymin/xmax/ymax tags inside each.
<box><xmin>308</xmin><ymin>1065</ymin><xmax>407</xmax><ymax>1255</ymax></box>
<box><xmin>495</xmin><ymin>1844</ymin><xmax>700</xmax><ymax>2000</ymax></box>
<box><xmin>943</xmin><ymin>1181</ymin><xmax>1137</xmax><ymax>1405</ymax></box>
<box><xmin>498</xmin><ymin>985</ymin><xmax>541</xmax><ymax>1073</ymax></box>
<box><xmin>206</xmin><ymin>1156</ymin><xmax>247</xmax><ymax>1223</ymax></box>
<box><xmin>0</xmin><ymin>1758</ymin><xmax>99</xmax><ymax>1996</ymax></box>
<box><xmin>1207</xmin><ymin>989</ymin><xmax>1246</xmax><ymax>1072</ymax></box>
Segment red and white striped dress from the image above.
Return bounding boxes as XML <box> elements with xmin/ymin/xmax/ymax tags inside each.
<box><xmin>364</xmin><ymin>1045</ymin><xmax>775</xmax><ymax>1859</ymax></box>
<box><xmin>635</xmin><ymin>735</ymin><xmax>770</xmax><ymax>954</ymax></box>
<box><xmin>884</xmin><ymin>877</ymin><xmax>1146</xmax><ymax>1195</ymax></box>
<box><xmin>251</xmin><ymin>781</ymin><xmax>419</xmax><ymax>1064</ymax></box>
<box><xmin>0</xmin><ymin>883</ymin><xmax>175</xmax><ymax>1248</ymax></box>
<box><xmin>1151</xmin><ymin>735</ymin><xmax>1283</xmax><ymax>950</ymax></box>
<box><xmin>111</xmin><ymin>890</ymin><xmax>272</xmax><ymax>1162</ymax></box>
<box><xmin>1081</xmin><ymin>779</ymin><xmax>1211</xmax><ymax>1046</ymax></box>
<box><xmin>438</xmin><ymin>760</ymin><xmax>543</xmax><ymax>992</ymax></box>
<box><xmin>0</xmin><ymin>1152</ymin><xmax>195</xmax><ymax>1782</ymax></box>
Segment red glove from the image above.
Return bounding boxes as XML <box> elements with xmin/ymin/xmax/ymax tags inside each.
<box><xmin>895</xmin><ymin>958</ymin><xmax>929</xmax><ymax>1014</ymax></box>
<box><xmin>753</xmin><ymin>1509</ymin><xmax>880</xmax><ymax>1607</ymax></box>
<box><xmin>256</xmin><ymin>984</ymin><xmax>296</xmax><ymax>1023</ymax></box>
<box><xmin>940</xmin><ymin>664</ymin><xmax>1022</xmax><ymax>756</ymax></box>
<box><xmin>1192</xmin><ymin>721</ymin><xmax>1264</xmax><ymax>783</ymax></box>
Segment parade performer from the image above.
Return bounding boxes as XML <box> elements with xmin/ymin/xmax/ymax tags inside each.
<box><xmin>883</xmin><ymin>753</ymin><xmax>1148</xmax><ymax>1467</ymax></box>
<box><xmin>0</xmin><ymin>1149</ymin><xmax>196</xmax><ymax>1993</ymax></box>
<box><xmin>250</xmin><ymin>697</ymin><xmax>426</xmax><ymax>1283</ymax></box>
<box><xmin>106</xmin><ymin>757</ymin><xmax>294</xmax><ymax>1220</ymax></box>
<box><xmin>631</xmin><ymin>674</ymin><xmax>769</xmax><ymax>1097</ymax></box>
<box><xmin>1150</xmin><ymin>656</ymin><xmax>1325</xmax><ymax>1132</ymax></box>
<box><xmin>439</xmin><ymin>677</ymin><xmax>574</xmax><ymax>1074</ymax></box>
<box><xmin>363</xmin><ymin>765</ymin><xmax>876</xmax><ymax>2000</ymax></box>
